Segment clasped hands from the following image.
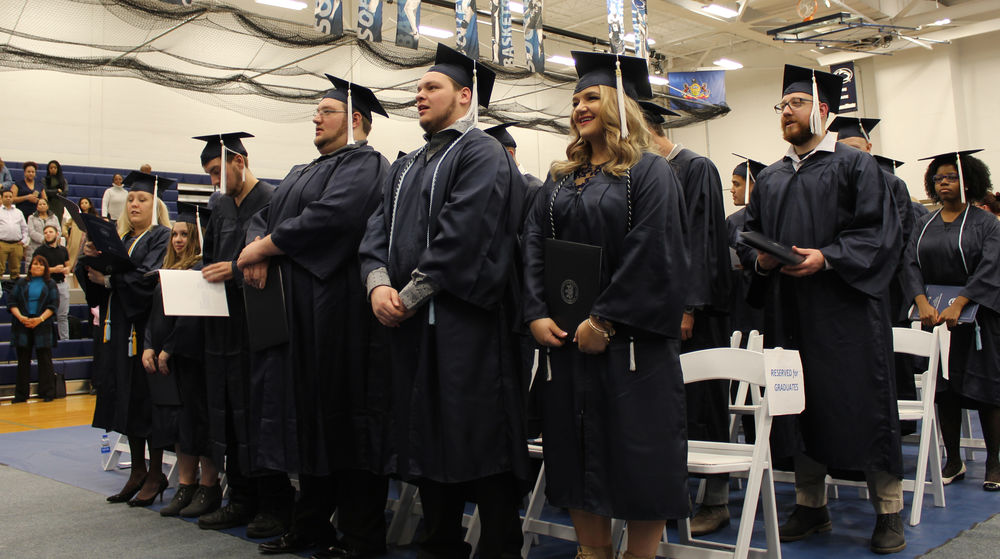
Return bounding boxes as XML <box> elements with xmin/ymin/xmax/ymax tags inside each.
<box><xmin>529</xmin><ymin>317</ymin><xmax>608</xmax><ymax>354</ymax></box>
<box><xmin>757</xmin><ymin>246</ymin><xmax>825</xmax><ymax>277</ymax></box>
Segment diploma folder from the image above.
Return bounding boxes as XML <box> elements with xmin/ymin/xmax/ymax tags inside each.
<box><xmin>543</xmin><ymin>239</ymin><xmax>602</xmax><ymax>333</ymax></box>
<box><xmin>77</xmin><ymin>213</ymin><xmax>135</xmax><ymax>274</ymax></box>
<box><xmin>738</xmin><ymin>230</ymin><xmax>805</xmax><ymax>266</ymax></box>
<box><xmin>243</xmin><ymin>263</ymin><xmax>289</xmax><ymax>351</ymax></box>
<box><xmin>908</xmin><ymin>284</ymin><xmax>979</xmax><ymax>324</ymax></box>
<box><xmin>147</xmin><ymin>370</ymin><xmax>181</xmax><ymax>407</ymax></box>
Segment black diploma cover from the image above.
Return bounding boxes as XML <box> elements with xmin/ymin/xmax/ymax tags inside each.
<box><xmin>738</xmin><ymin>230</ymin><xmax>806</xmax><ymax>266</ymax></box>
<box><xmin>77</xmin><ymin>214</ymin><xmax>136</xmax><ymax>274</ymax></box>
<box><xmin>147</xmin><ymin>370</ymin><xmax>181</xmax><ymax>406</ymax></box>
<box><xmin>544</xmin><ymin>238</ymin><xmax>602</xmax><ymax>333</ymax></box>
<box><xmin>243</xmin><ymin>262</ymin><xmax>290</xmax><ymax>351</ymax></box>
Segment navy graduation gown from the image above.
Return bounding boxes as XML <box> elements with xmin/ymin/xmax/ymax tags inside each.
<box><xmin>726</xmin><ymin>208</ymin><xmax>764</xmax><ymax>336</ymax></box>
<box><xmin>81</xmin><ymin>225</ymin><xmax>170</xmax><ymax>438</ymax></box>
<box><xmin>359</xmin><ymin>127</ymin><xmax>529</xmax><ymax>484</ymax></box>
<box><xmin>902</xmin><ymin>207</ymin><xmax>1000</xmax><ymax>406</ymax></box>
<box><xmin>201</xmin><ymin>180</ymin><xmax>274</xmax><ymax>474</ymax></box>
<box><xmin>249</xmin><ymin>143</ymin><xmax>388</xmax><ymax>476</ymax></box>
<box><xmin>522</xmin><ymin>152</ymin><xmax>690</xmax><ymax>520</ymax></box>
<box><xmin>745</xmin><ymin>142</ymin><xmax>904</xmax><ymax>474</ymax></box>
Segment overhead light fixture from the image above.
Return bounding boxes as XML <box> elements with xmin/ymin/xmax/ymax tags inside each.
<box><xmin>546</xmin><ymin>55</ymin><xmax>576</xmax><ymax>67</ymax></box>
<box><xmin>419</xmin><ymin>25</ymin><xmax>453</xmax><ymax>39</ymax></box>
<box><xmin>649</xmin><ymin>76</ymin><xmax>669</xmax><ymax>86</ymax></box>
<box><xmin>713</xmin><ymin>58</ymin><xmax>743</xmax><ymax>70</ymax></box>
<box><xmin>256</xmin><ymin>0</ymin><xmax>308</xmax><ymax>9</ymax></box>
<box><xmin>623</xmin><ymin>33</ymin><xmax>656</xmax><ymax>46</ymax></box>
<box><xmin>930</xmin><ymin>18</ymin><xmax>951</xmax><ymax>26</ymax></box>
<box><xmin>509</xmin><ymin>1</ymin><xmax>525</xmax><ymax>14</ymax></box>
<box><xmin>702</xmin><ymin>3</ymin><xmax>740</xmax><ymax>19</ymax></box>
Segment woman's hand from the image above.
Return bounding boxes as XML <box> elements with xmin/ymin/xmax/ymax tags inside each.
<box><xmin>529</xmin><ymin>318</ymin><xmax>566</xmax><ymax>347</ymax></box>
<box><xmin>141</xmin><ymin>349</ymin><xmax>157</xmax><ymax>374</ymax></box>
<box><xmin>915</xmin><ymin>295</ymin><xmax>939</xmax><ymax>328</ymax></box>
<box><xmin>86</xmin><ymin>266</ymin><xmax>106</xmax><ymax>286</ymax></box>
<box><xmin>157</xmin><ymin>351</ymin><xmax>170</xmax><ymax>375</ymax></box>
<box><xmin>82</xmin><ymin>241</ymin><xmax>100</xmax><ymax>258</ymax></box>
<box><xmin>574</xmin><ymin>318</ymin><xmax>609</xmax><ymax>355</ymax></box>
<box><xmin>939</xmin><ymin>296</ymin><xmax>970</xmax><ymax>328</ymax></box>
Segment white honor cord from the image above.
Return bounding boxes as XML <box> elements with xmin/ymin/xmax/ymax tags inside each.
<box><xmin>915</xmin><ymin>206</ymin><xmax>970</xmax><ymax>274</ymax></box>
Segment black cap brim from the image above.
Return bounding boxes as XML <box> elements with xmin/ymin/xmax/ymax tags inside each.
<box><xmin>638</xmin><ymin>101</ymin><xmax>679</xmax><ymax>125</ymax></box>
<box><xmin>782</xmin><ymin>65</ymin><xmax>845</xmax><ymax>114</ymax></box>
<box><xmin>572</xmin><ymin>51</ymin><xmax>652</xmax><ymax>100</ymax></box>
<box><xmin>483</xmin><ymin>123</ymin><xmax>517</xmax><ymax>148</ymax></box>
<box><xmin>322</xmin><ymin>75</ymin><xmax>388</xmax><ymax>121</ymax></box>
<box><xmin>428</xmin><ymin>44</ymin><xmax>496</xmax><ymax>108</ymax></box>
<box><xmin>828</xmin><ymin>116</ymin><xmax>880</xmax><ymax>139</ymax></box>
<box><xmin>124</xmin><ymin>170</ymin><xmax>175</xmax><ymax>198</ymax></box>
<box><xmin>175</xmin><ymin>201</ymin><xmax>211</xmax><ymax>225</ymax></box>
<box><xmin>192</xmin><ymin>132</ymin><xmax>254</xmax><ymax>166</ymax></box>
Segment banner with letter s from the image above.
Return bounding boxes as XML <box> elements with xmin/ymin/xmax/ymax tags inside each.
<box><xmin>524</xmin><ymin>0</ymin><xmax>544</xmax><ymax>72</ymax></box>
<box><xmin>357</xmin><ymin>0</ymin><xmax>383</xmax><ymax>42</ymax></box>
<box><xmin>491</xmin><ymin>0</ymin><xmax>515</xmax><ymax>66</ymax></box>
<box><xmin>314</xmin><ymin>0</ymin><xmax>344</xmax><ymax>36</ymax></box>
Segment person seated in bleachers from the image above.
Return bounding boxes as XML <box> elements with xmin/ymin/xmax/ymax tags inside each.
<box><xmin>8</xmin><ymin>254</ymin><xmax>59</xmax><ymax>403</ymax></box>
<box><xmin>0</xmin><ymin>188</ymin><xmax>29</xmax><ymax>280</ymax></box>
<box><xmin>12</xmin><ymin>161</ymin><xmax>42</xmax><ymax>220</ymax></box>
<box><xmin>41</xmin><ymin>160</ymin><xmax>67</xmax><ymax>228</ymax></box>
<box><xmin>27</xmin><ymin>198</ymin><xmax>61</xmax><ymax>258</ymax></box>
<box><xmin>0</xmin><ymin>156</ymin><xmax>13</xmax><ymax>189</ymax></box>
<box><xmin>33</xmin><ymin>225</ymin><xmax>70</xmax><ymax>341</ymax></box>
<box><xmin>79</xmin><ymin>196</ymin><xmax>98</xmax><ymax>216</ymax></box>
<box><xmin>102</xmin><ymin>174</ymin><xmax>126</xmax><ymax>224</ymax></box>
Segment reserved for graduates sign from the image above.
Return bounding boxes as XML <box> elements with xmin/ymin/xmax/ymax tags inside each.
<box><xmin>763</xmin><ymin>348</ymin><xmax>805</xmax><ymax>416</ymax></box>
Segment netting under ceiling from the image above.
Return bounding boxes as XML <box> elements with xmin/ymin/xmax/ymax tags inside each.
<box><xmin>0</xmin><ymin>0</ymin><xmax>729</xmax><ymax>134</ymax></box>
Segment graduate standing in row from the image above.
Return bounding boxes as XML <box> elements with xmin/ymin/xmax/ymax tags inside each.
<box><xmin>238</xmin><ymin>76</ymin><xmax>391</xmax><ymax>558</ymax></box>
<box><xmin>360</xmin><ymin>45</ymin><xmax>529</xmax><ymax>559</ymax></box>
<box><xmin>726</xmin><ymin>156</ymin><xmax>767</xmax><ymax>342</ymax></box>
<box><xmin>745</xmin><ymin>65</ymin><xmax>905</xmax><ymax>554</ymax></box>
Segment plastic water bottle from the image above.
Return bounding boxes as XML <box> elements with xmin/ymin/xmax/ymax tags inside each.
<box><xmin>101</xmin><ymin>434</ymin><xmax>111</xmax><ymax>456</ymax></box>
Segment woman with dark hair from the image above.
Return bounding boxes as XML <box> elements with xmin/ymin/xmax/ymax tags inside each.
<box><xmin>975</xmin><ymin>192</ymin><xmax>1000</xmax><ymax>218</ymax></box>
<box><xmin>42</xmin><ymin>160</ymin><xmax>67</xmax><ymax>228</ymax></box>
<box><xmin>12</xmin><ymin>161</ymin><xmax>42</xmax><ymax>220</ymax></box>
<box><xmin>522</xmin><ymin>52</ymin><xmax>689</xmax><ymax>559</ymax></box>
<box><xmin>78</xmin><ymin>197</ymin><xmax>98</xmax><ymax>216</ymax></box>
<box><xmin>903</xmin><ymin>150</ymin><xmax>1000</xmax><ymax>491</ymax></box>
<box><xmin>8</xmin><ymin>254</ymin><xmax>59</xmax><ymax>402</ymax></box>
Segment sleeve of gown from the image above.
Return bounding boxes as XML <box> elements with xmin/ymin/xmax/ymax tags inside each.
<box><xmin>116</xmin><ymin>227</ymin><xmax>169</xmax><ymax>321</ymax></box>
<box><xmin>960</xmin><ymin>218</ymin><xmax>1000</xmax><ymax>313</ymax></box>
<box><xmin>818</xmin><ymin>153</ymin><xmax>902</xmax><ymax>297</ymax></box>
<box><xmin>900</xmin><ymin>216</ymin><xmax>929</xmax><ymax>306</ymax></box>
<box><xmin>521</xmin><ymin>178</ymin><xmax>554</xmax><ymax>324</ymax></box>
<box><xmin>245</xmin><ymin>205</ymin><xmax>269</xmax><ymax>247</ymax></box>
<box><xmin>270</xmin><ymin>150</ymin><xmax>387</xmax><ymax>281</ymax></box>
<box><xmin>682</xmin><ymin>157</ymin><xmax>729</xmax><ymax>309</ymax></box>
<box><xmin>413</xmin><ymin>138</ymin><xmax>517</xmax><ymax>309</ymax></box>
<box><xmin>359</xmin><ymin>199</ymin><xmax>392</xmax><ymax>288</ymax></box>
<box><xmin>590</xmin><ymin>156</ymin><xmax>690</xmax><ymax>337</ymax></box>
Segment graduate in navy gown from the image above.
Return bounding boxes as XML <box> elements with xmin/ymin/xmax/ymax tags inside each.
<box><xmin>193</xmin><ymin>132</ymin><xmax>293</xmax><ymax>536</ymax></box>
<box><xmin>522</xmin><ymin>52</ymin><xmax>689</xmax><ymax>559</ymax></box>
<box><xmin>745</xmin><ymin>65</ymin><xmax>906</xmax><ymax>553</ymax></box>
<box><xmin>727</xmin><ymin>156</ymin><xmax>768</xmax><ymax>338</ymax></box>
<box><xmin>359</xmin><ymin>45</ymin><xmax>528</xmax><ymax>559</ymax></box>
<box><xmin>78</xmin><ymin>170</ymin><xmax>171</xmax><ymax>505</ymax></box>
<box><xmin>902</xmin><ymin>150</ymin><xmax>1000</xmax><ymax>492</ymax></box>
<box><xmin>236</xmin><ymin>77</ymin><xmax>392</xmax><ymax>558</ymax></box>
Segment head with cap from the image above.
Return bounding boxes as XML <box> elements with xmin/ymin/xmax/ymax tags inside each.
<box><xmin>639</xmin><ymin>101</ymin><xmax>678</xmax><ymax>139</ymax></box>
<box><xmin>194</xmin><ymin>132</ymin><xmax>256</xmax><ymax>198</ymax></box>
<box><xmin>315</xmin><ymin>75</ymin><xmax>387</xmax><ymax>154</ymax></box>
<box><xmin>417</xmin><ymin>44</ymin><xmax>496</xmax><ymax>135</ymax></box>
<box><xmin>778</xmin><ymin>65</ymin><xmax>844</xmax><ymax>147</ymax></box>
<box><xmin>923</xmin><ymin>152</ymin><xmax>992</xmax><ymax>205</ymax></box>
<box><xmin>484</xmin><ymin>123</ymin><xmax>519</xmax><ymax>162</ymax></box>
<box><xmin>731</xmin><ymin>156</ymin><xmax>767</xmax><ymax>206</ymax></box>
<box><xmin>830</xmin><ymin>116</ymin><xmax>879</xmax><ymax>153</ymax></box>
<box><xmin>119</xmin><ymin>170</ymin><xmax>173</xmax><ymax>236</ymax></box>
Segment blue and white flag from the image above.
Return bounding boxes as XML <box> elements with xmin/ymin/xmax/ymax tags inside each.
<box><xmin>491</xmin><ymin>0</ymin><xmax>515</xmax><ymax>66</ymax></box>
<box><xmin>315</xmin><ymin>0</ymin><xmax>344</xmax><ymax>36</ymax></box>
<box><xmin>630</xmin><ymin>0</ymin><xmax>649</xmax><ymax>61</ymax></box>
<box><xmin>607</xmin><ymin>0</ymin><xmax>625</xmax><ymax>55</ymax></box>
<box><xmin>395</xmin><ymin>0</ymin><xmax>421</xmax><ymax>49</ymax></box>
<box><xmin>668</xmin><ymin>70</ymin><xmax>726</xmax><ymax>110</ymax></box>
<box><xmin>358</xmin><ymin>0</ymin><xmax>383</xmax><ymax>42</ymax></box>
<box><xmin>455</xmin><ymin>0</ymin><xmax>480</xmax><ymax>59</ymax></box>
<box><xmin>524</xmin><ymin>0</ymin><xmax>544</xmax><ymax>73</ymax></box>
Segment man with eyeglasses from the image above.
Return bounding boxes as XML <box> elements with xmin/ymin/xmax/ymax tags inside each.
<box><xmin>237</xmin><ymin>76</ymin><xmax>391</xmax><ymax>559</ymax></box>
<box><xmin>745</xmin><ymin>65</ymin><xmax>906</xmax><ymax>554</ymax></box>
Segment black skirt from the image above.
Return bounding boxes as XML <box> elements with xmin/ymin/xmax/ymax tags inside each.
<box><xmin>150</xmin><ymin>355</ymin><xmax>211</xmax><ymax>456</ymax></box>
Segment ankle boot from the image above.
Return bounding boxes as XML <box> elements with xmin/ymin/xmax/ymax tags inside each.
<box><xmin>622</xmin><ymin>552</ymin><xmax>653</xmax><ymax>559</ymax></box>
<box><xmin>179</xmin><ymin>484</ymin><xmax>222</xmax><ymax>518</ymax></box>
<box><xmin>575</xmin><ymin>545</ymin><xmax>614</xmax><ymax>559</ymax></box>
<box><xmin>160</xmin><ymin>483</ymin><xmax>197</xmax><ymax>517</ymax></box>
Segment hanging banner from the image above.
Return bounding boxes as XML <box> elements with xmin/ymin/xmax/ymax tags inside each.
<box><xmin>630</xmin><ymin>0</ymin><xmax>649</xmax><ymax>61</ymax></box>
<box><xmin>524</xmin><ymin>0</ymin><xmax>544</xmax><ymax>73</ymax></box>
<box><xmin>396</xmin><ymin>0</ymin><xmax>421</xmax><ymax>49</ymax></box>
<box><xmin>607</xmin><ymin>0</ymin><xmax>625</xmax><ymax>55</ymax></box>
<box><xmin>358</xmin><ymin>0</ymin><xmax>383</xmax><ymax>42</ymax></box>
<box><xmin>830</xmin><ymin>61</ymin><xmax>858</xmax><ymax>113</ymax></box>
<box><xmin>667</xmin><ymin>70</ymin><xmax>726</xmax><ymax>110</ymax></box>
<box><xmin>491</xmin><ymin>0</ymin><xmax>515</xmax><ymax>66</ymax></box>
<box><xmin>455</xmin><ymin>0</ymin><xmax>480</xmax><ymax>59</ymax></box>
<box><xmin>314</xmin><ymin>0</ymin><xmax>344</xmax><ymax>36</ymax></box>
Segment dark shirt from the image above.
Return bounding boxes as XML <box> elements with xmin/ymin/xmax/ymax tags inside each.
<box><xmin>33</xmin><ymin>243</ymin><xmax>70</xmax><ymax>283</ymax></box>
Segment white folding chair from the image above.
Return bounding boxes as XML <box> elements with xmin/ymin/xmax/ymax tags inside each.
<box><xmin>660</xmin><ymin>347</ymin><xmax>780</xmax><ymax>559</ymax></box>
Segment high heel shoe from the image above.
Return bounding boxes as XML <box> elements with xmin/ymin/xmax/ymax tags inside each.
<box><xmin>107</xmin><ymin>474</ymin><xmax>147</xmax><ymax>503</ymax></box>
<box><xmin>128</xmin><ymin>474</ymin><xmax>169</xmax><ymax>507</ymax></box>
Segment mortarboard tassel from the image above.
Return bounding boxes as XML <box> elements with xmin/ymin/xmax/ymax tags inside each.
<box><xmin>195</xmin><ymin>206</ymin><xmax>204</xmax><ymax>254</ymax></box>
<box><xmin>545</xmin><ymin>347</ymin><xmax>552</xmax><ymax>381</ymax></box>
<box><xmin>152</xmin><ymin>176</ymin><xmax>159</xmax><ymax>224</ymax></box>
<box><xmin>219</xmin><ymin>140</ymin><xmax>227</xmax><ymax>195</ymax></box>
<box><xmin>615</xmin><ymin>57</ymin><xmax>629</xmax><ymax>139</ymax></box>
<box><xmin>528</xmin><ymin>348</ymin><xmax>540</xmax><ymax>391</ymax></box>
<box><xmin>346</xmin><ymin>85</ymin><xmax>355</xmax><ymax>146</ymax></box>
<box><xmin>471</xmin><ymin>67</ymin><xmax>479</xmax><ymax>127</ymax></box>
<box><xmin>957</xmin><ymin>151</ymin><xmax>967</xmax><ymax>204</ymax></box>
<box><xmin>745</xmin><ymin>157</ymin><xmax>751</xmax><ymax>204</ymax></box>
<box><xmin>809</xmin><ymin>71</ymin><xmax>823</xmax><ymax>135</ymax></box>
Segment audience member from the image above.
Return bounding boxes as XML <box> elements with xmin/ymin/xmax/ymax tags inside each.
<box><xmin>0</xmin><ymin>188</ymin><xmax>29</xmax><ymax>280</ymax></box>
<box><xmin>79</xmin><ymin>196</ymin><xmax>98</xmax><ymax>215</ymax></box>
<box><xmin>42</xmin><ymin>160</ymin><xmax>68</xmax><ymax>226</ymax></box>
<box><xmin>139</xmin><ymin>163</ymin><xmax>152</xmax><ymax>174</ymax></box>
<box><xmin>12</xmin><ymin>161</ymin><xmax>42</xmax><ymax>220</ymax></box>
<box><xmin>975</xmin><ymin>191</ymin><xmax>1000</xmax><ymax>217</ymax></box>
<box><xmin>0</xmin><ymin>156</ymin><xmax>12</xmax><ymax>188</ymax></box>
<box><xmin>33</xmin><ymin>225</ymin><xmax>70</xmax><ymax>341</ymax></box>
<box><xmin>9</xmin><ymin>254</ymin><xmax>59</xmax><ymax>402</ymax></box>
<box><xmin>27</xmin><ymin>198</ymin><xmax>61</xmax><ymax>258</ymax></box>
<box><xmin>102</xmin><ymin>174</ymin><xmax>127</xmax><ymax>223</ymax></box>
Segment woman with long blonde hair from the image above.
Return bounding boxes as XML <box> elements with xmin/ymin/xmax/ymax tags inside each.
<box><xmin>522</xmin><ymin>52</ymin><xmax>691</xmax><ymax>559</ymax></box>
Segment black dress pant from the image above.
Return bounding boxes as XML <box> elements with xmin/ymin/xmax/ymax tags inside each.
<box><xmin>293</xmin><ymin>470</ymin><xmax>389</xmax><ymax>552</ymax></box>
<box><xmin>417</xmin><ymin>473</ymin><xmax>522</xmax><ymax>559</ymax></box>
<box><xmin>15</xmin><ymin>345</ymin><xmax>54</xmax><ymax>401</ymax></box>
<box><xmin>224</xmin><ymin>405</ymin><xmax>294</xmax><ymax>514</ymax></box>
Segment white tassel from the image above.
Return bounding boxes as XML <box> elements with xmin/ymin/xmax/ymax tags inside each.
<box><xmin>219</xmin><ymin>140</ymin><xmax>226</xmax><ymax>195</ymax></box>
<box><xmin>629</xmin><ymin>337</ymin><xmax>636</xmax><ymax>372</ymax></box>
<box><xmin>242</xmin><ymin>160</ymin><xmax>246</xmax><ymax>184</ymax></box>
<box><xmin>809</xmin><ymin>71</ymin><xmax>823</xmax><ymax>135</ymax></box>
<box><xmin>528</xmin><ymin>348</ymin><xmax>540</xmax><ymax>391</ymax></box>
<box><xmin>152</xmin><ymin>176</ymin><xmax>158</xmax><ymax>207</ymax></box>
<box><xmin>471</xmin><ymin>67</ymin><xmax>479</xmax><ymax>127</ymax></box>
<box><xmin>615</xmin><ymin>57</ymin><xmax>629</xmax><ymax>139</ymax></box>
<box><xmin>195</xmin><ymin>207</ymin><xmax>204</xmax><ymax>253</ymax></box>
<box><xmin>428</xmin><ymin>299</ymin><xmax>436</xmax><ymax>325</ymax></box>
<box><xmin>347</xmin><ymin>86</ymin><xmax>355</xmax><ymax>145</ymax></box>
<box><xmin>957</xmin><ymin>151</ymin><xmax>967</xmax><ymax>204</ymax></box>
<box><xmin>546</xmin><ymin>347</ymin><xmax>552</xmax><ymax>381</ymax></box>
<box><xmin>745</xmin><ymin>157</ymin><xmax>751</xmax><ymax>204</ymax></box>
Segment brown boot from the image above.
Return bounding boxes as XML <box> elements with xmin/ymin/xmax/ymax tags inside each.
<box><xmin>690</xmin><ymin>504</ymin><xmax>731</xmax><ymax>536</ymax></box>
<box><xmin>576</xmin><ymin>545</ymin><xmax>614</xmax><ymax>559</ymax></box>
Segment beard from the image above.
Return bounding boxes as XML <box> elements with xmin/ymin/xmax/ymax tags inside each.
<box><xmin>782</xmin><ymin>118</ymin><xmax>814</xmax><ymax>146</ymax></box>
<box><xmin>420</xmin><ymin>96</ymin><xmax>460</xmax><ymax>134</ymax></box>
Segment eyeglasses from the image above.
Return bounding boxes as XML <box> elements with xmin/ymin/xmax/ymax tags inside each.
<box><xmin>313</xmin><ymin>109</ymin><xmax>348</xmax><ymax>118</ymax></box>
<box><xmin>773</xmin><ymin>97</ymin><xmax>813</xmax><ymax>114</ymax></box>
<box><xmin>932</xmin><ymin>173</ymin><xmax>960</xmax><ymax>183</ymax></box>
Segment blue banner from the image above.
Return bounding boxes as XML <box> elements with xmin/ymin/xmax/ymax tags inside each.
<box><xmin>667</xmin><ymin>70</ymin><xmax>726</xmax><ymax>110</ymax></box>
<box><xmin>830</xmin><ymin>62</ymin><xmax>858</xmax><ymax>113</ymax></box>
<box><xmin>524</xmin><ymin>0</ymin><xmax>544</xmax><ymax>73</ymax></box>
<box><xmin>607</xmin><ymin>0</ymin><xmax>625</xmax><ymax>54</ymax></box>
<box><xmin>358</xmin><ymin>0</ymin><xmax>383</xmax><ymax>42</ymax></box>
<box><xmin>314</xmin><ymin>0</ymin><xmax>344</xmax><ymax>36</ymax></box>
<box><xmin>491</xmin><ymin>0</ymin><xmax>515</xmax><ymax>66</ymax></box>
<box><xmin>396</xmin><ymin>0</ymin><xmax>420</xmax><ymax>49</ymax></box>
<box><xmin>630</xmin><ymin>0</ymin><xmax>649</xmax><ymax>61</ymax></box>
<box><xmin>455</xmin><ymin>0</ymin><xmax>480</xmax><ymax>59</ymax></box>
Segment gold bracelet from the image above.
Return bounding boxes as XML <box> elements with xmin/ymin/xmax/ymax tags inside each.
<box><xmin>587</xmin><ymin>316</ymin><xmax>614</xmax><ymax>343</ymax></box>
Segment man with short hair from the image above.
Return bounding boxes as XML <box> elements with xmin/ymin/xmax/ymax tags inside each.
<box><xmin>745</xmin><ymin>65</ymin><xmax>905</xmax><ymax>554</ymax></box>
<box><xmin>33</xmin><ymin>225</ymin><xmax>70</xmax><ymax>340</ymax></box>
<box><xmin>0</xmin><ymin>189</ymin><xmax>29</xmax><ymax>280</ymax></box>
<box><xmin>359</xmin><ymin>44</ymin><xmax>528</xmax><ymax>559</ymax></box>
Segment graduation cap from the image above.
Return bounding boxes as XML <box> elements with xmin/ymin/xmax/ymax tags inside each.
<box><xmin>918</xmin><ymin>149</ymin><xmax>985</xmax><ymax>204</ymax></box>
<box><xmin>829</xmin><ymin>116</ymin><xmax>880</xmax><ymax>141</ymax></box>
<box><xmin>124</xmin><ymin>170</ymin><xmax>174</xmax><ymax>201</ymax></box>
<box><xmin>396</xmin><ymin>150</ymin><xmax>409</xmax><ymax>161</ymax></box>
<box><xmin>731</xmin><ymin>153</ymin><xmax>767</xmax><ymax>183</ymax></box>
<box><xmin>572</xmin><ymin>51</ymin><xmax>652</xmax><ymax>139</ymax></box>
<box><xmin>638</xmin><ymin>101</ymin><xmax>679</xmax><ymax>126</ymax></box>
<box><xmin>427</xmin><ymin>43</ymin><xmax>496</xmax><ymax>125</ymax></box>
<box><xmin>483</xmin><ymin>123</ymin><xmax>517</xmax><ymax>149</ymax></box>
<box><xmin>176</xmin><ymin>201</ymin><xmax>210</xmax><ymax>252</ymax></box>
<box><xmin>873</xmin><ymin>155</ymin><xmax>905</xmax><ymax>175</ymax></box>
<box><xmin>782</xmin><ymin>65</ymin><xmax>845</xmax><ymax>134</ymax></box>
<box><xmin>323</xmin><ymin>75</ymin><xmax>389</xmax><ymax>145</ymax></box>
<box><xmin>192</xmin><ymin>132</ymin><xmax>254</xmax><ymax>167</ymax></box>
